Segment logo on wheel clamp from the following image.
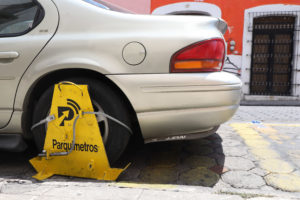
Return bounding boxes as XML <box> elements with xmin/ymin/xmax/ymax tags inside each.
<box><xmin>57</xmin><ymin>99</ymin><xmax>81</xmax><ymax>126</ymax></box>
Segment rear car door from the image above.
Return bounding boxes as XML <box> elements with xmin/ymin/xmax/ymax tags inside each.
<box><xmin>0</xmin><ymin>0</ymin><xmax>58</xmax><ymax>128</ymax></box>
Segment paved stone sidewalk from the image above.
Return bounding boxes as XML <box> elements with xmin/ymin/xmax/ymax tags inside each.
<box><xmin>0</xmin><ymin>106</ymin><xmax>300</xmax><ymax>199</ymax></box>
<box><xmin>0</xmin><ymin>179</ymin><xmax>299</xmax><ymax>200</ymax></box>
<box><xmin>231</xmin><ymin>106</ymin><xmax>300</xmax><ymax>123</ymax></box>
<box><xmin>0</xmin><ymin>182</ymin><xmax>285</xmax><ymax>200</ymax></box>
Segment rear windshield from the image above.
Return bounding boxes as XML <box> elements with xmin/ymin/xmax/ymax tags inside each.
<box><xmin>82</xmin><ymin>0</ymin><xmax>132</xmax><ymax>13</ymax></box>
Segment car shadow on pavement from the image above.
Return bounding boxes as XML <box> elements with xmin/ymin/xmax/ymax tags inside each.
<box><xmin>118</xmin><ymin>133</ymin><xmax>225</xmax><ymax>187</ymax></box>
<box><xmin>0</xmin><ymin>133</ymin><xmax>225</xmax><ymax>188</ymax></box>
<box><xmin>0</xmin><ymin>145</ymin><xmax>36</xmax><ymax>180</ymax></box>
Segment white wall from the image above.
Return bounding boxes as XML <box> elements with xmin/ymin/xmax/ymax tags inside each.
<box><xmin>152</xmin><ymin>2</ymin><xmax>222</xmax><ymax>18</ymax></box>
<box><xmin>104</xmin><ymin>0</ymin><xmax>150</xmax><ymax>14</ymax></box>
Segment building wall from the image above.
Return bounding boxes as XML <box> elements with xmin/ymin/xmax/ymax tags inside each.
<box><xmin>151</xmin><ymin>0</ymin><xmax>300</xmax><ymax>54</ymax></box>
<box><xmin>104</xmin><ymin>0</ymin><xmax>150</xmax><ymax>14</ymax></box>
<box><xmin>151</xmin><ymin>0</ymin><xmax>300</xmax><ymax>101</ymax></box>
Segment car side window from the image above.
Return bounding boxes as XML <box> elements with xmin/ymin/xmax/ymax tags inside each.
<box><xmin>0</xmin><ymin>0</ymin><xmax>44</xmax><ymax>37</ymax></box>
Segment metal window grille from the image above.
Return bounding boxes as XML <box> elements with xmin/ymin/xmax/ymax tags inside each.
<box><xmin>248</xmin><ymin>11</ymin><xmax>300</xmax><ymax>96</ymax></box>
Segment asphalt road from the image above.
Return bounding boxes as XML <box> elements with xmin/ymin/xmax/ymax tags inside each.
<box><xmin>0</xmin><ymin>106</ymin><xmax>300</xmax><ymax>200</ymax></box>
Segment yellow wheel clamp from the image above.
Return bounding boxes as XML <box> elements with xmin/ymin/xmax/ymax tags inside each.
<box><xmin>30</xmin><ymin>82</ymin><xmax>130</xmax><ymax>181</ymax></box>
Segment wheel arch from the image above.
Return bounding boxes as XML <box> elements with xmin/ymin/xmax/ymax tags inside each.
<box><xmin>21</xmin><ymin>68</ymin><xmax>143</xmax><ymax>143</ymax></box>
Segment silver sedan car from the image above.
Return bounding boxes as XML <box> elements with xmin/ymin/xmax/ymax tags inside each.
<box><xmin>0</xmin><ymin>0</ymin><xmax>241</xmax><ymax>163</ymax></box>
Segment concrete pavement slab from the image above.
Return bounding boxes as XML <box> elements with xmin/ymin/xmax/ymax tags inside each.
<box><xmin>224</xmin><ymin>157</ymin><xmax>255</xmax><ymax>171</ymax></box>
<box><xmin>0</xmin><ymin>194</ymin><xmax>39</xmax><ymax>200</ymax></box>
<box><xmin>221</xmin><ymin>171</ymin><xmax>265</xmax><ymax>189</ymax></box>
<box><xmin>139</xmin><ymin>166</ymin><xmax>178</xmax><ymax>184</ymax></box>
<box><xmin>222</xmin><ymin>146</ymin><xmax>248</xmax><ymax>157</ymax></box>
<box><xmin>139</xmin><ymin>190</ymin><xmax>244</xmax><ymax>200</ymax></box>
<box><xmin>179</xmin><ymin>167</ymin><xmax>219</xmax><ymax>186</ymax></box>
<box><xmin>184</xmin><ymin>155</ymin><xmax>216</xmax><ymax>169</ymax></box>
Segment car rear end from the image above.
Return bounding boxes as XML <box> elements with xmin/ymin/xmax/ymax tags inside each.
<box><xmin>32</xmin><ymin>0</ymin><xmax>242</xmax><ymax>143</ymax></box>
<box><xmin>105</xmin><ymin>16</ymin><xmax>242</xmax><ymax>142</ymax></box>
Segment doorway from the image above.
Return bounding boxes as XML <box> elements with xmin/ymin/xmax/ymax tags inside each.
<box><xmin>250</xmin><ymin>16</ymin><xmax>295</xmax><ymax>96</ymax></box>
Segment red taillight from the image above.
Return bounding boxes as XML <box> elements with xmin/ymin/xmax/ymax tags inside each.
<box><xmin>170</xmin><ymin>38</ymin><xmax>225</xmax><ymax>73</ymax></box>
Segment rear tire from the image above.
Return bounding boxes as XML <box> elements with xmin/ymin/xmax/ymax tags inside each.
<box><xmin>31</xmin><ymin>77</ymin><xmax>132</xmax><ymax>164</ymax></box>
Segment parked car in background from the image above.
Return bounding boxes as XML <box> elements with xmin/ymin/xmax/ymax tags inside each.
<box><xmin>0</xmin><ymin>0</ymin><xmax>241</xmax><ymax>164</ymax></box>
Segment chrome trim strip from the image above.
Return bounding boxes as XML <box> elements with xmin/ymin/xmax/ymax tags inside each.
<box><xmin>144</xmin><ymin>126</ymin><xmax>219</xmax><ymax>143</ymax></box>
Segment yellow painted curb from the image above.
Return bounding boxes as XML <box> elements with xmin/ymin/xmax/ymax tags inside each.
<box><xmin>265</xmin><ymin>173</ymin><xmax>300</xmax><ymax>192</ymax></box>
<box><xmin>260</xmin><ymin>159</ymin><xmax>294</xmax><ymax>173</ymax></box>
<box><xmin>230</xmin><ymin>123</ymin><xmax>298</xmax><ymax>192</ymax></box>
<box><xmin>251</xmin><ymin>148</ymin><xmax>280</xmax><ymax>160</ymax></box>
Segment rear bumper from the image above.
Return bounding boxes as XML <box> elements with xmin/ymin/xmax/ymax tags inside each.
<box><xmin>139</xmin><ymin>104</ymin><xmax>238</xmax><ymax>141</ymax></box>
<box><xmin>108</xmin><ymin>72</ymin><xmax>242</xmax><ymax>140</ymax></box>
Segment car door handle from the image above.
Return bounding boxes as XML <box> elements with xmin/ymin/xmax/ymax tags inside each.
<box><xmin>0</xmin><ymin>51</ymin><xmax>19</xmax><ymax>59</ymax></box>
